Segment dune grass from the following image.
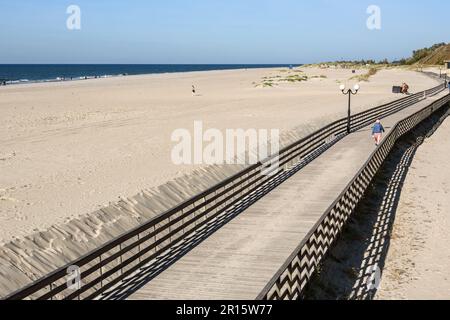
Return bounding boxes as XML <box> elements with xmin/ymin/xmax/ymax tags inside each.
<box><xmin>255</xmin><ymin>70</ymin><xmax>313</xmax><ymax>87</ymax></box>
<box><xmin>351</xmin><ymin>68</ymin><xmax>379</xmax><ymax>82</ymax></box>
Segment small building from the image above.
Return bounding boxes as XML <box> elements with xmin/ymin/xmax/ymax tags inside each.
<box><xmin>445</xmin><ymin>61</ymin><xmax>450</xmax><ymax>69</ymax></box>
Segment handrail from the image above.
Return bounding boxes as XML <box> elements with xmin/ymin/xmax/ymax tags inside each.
<box><xmin>4</xmin><ymin>82</ymin><xmax>446</xmax><ymax>300</ymax></box>
<box><xmin>257</xmin><ymin>91</ymin><xmax>450</xmax><ymax>300</ymax></box>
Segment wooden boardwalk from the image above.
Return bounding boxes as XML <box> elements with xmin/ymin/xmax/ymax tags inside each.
<box><xmin>123</xmin><ymin>92</ymin><xmax>447</xmax><ymax>300</ymax></box>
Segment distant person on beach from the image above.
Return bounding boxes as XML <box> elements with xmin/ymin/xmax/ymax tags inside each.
<box><xmin>372</xmin><ymin>119</ymin><xmax>385</xmax><ymax>146</ymax></box>
<box><xmin>192</xmin><ymin>85</ymin><xmax>196</xmax><ymax>96</ymax></box>
<box><xmin>401</xmin><ymin>82</ymin><xmax>409</xmax><ymax>94</ymax></box>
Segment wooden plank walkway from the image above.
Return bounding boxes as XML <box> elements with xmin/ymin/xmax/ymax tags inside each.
<box><xmin>125</xmin><ymin>92</ymin><xmax>447</xmax><ymax>300</ymax></box>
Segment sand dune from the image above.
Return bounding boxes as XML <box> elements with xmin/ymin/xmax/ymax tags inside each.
<box><xmin>0</xmin><ymin>66</ymin><xmax>438</xmax><ymax>296</ymax></box>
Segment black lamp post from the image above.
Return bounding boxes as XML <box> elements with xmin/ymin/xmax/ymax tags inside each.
<box><xmin>340</xmin><ymin>84</ymin><xmax>360</xmax><ymax>134</ymax></box>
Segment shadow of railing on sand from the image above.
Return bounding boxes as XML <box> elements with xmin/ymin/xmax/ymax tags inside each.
<box><xmin>304</xmin><ymin>105</ymin><xmax>450</xmax><ymax>300</ymax></box>
<box><xmin>96</xmin><ymin>136</ymin><xmax>344</xmax><ymax>300</ymax></box>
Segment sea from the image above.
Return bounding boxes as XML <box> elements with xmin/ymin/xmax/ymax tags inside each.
<box><xmin>0</xmin><ymin>64</ymin><xmax>300</xmax><ymax>85</ymax></box>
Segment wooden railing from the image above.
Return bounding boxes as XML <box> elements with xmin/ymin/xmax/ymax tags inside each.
<box><xmin>4</xmin><ymin>83</ymin><xmax>446</xmax><ymax>300</ymax></box>
<box><xmin>258</xmin><ymin>90</ymin><xmax>450</xmax><ymax>300</ymax></box>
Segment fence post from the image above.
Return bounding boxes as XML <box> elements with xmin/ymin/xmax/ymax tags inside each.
<box><xmin>137</xmin><ymin>233</ymin><xmax>142</xmax><ymax>263</ymax></box>
<box><xmin>119</xmin><ymin>243</ymin><xmax>123</xmax><ymax>275</ymax></box>
<box><xmin>99</xmin><ymin>255</ymin><xmax>103</xmax><ymax>288</ymax></box>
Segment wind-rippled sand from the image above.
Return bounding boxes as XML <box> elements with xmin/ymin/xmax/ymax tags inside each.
<box><xmin>0</xmin><ymin>66</ymin><xmax>437</xmax><ymax>296</ymax></box>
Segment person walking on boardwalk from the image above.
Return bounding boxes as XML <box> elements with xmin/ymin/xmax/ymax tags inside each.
<box><xmin>372</xmin><ymin>119</ymin><xmax>385</xmax><ymax>146</ymax></box>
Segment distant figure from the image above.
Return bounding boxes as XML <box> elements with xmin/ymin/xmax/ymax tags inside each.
<box><xmin>401</xmin><ymin>82</ymin><xmax>409</xmax><ymax>94</ymax></box>
<box><xmin>192</xmin><ymin>85</ymin><xmax>196</xmax><ymax>96</ymax></box>
<box><xmin>372</xmin><ymin>119</ymin><xmax>385</xmax><ymax>146</ymax></box>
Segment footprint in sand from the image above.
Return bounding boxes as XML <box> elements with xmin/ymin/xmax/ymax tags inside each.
<box><xmin>0</xmin><ymin>196</ymin><xmax>20</xmax><ymax>203</ymax></box>
<box><xmin>0</xmin><ymin>152</ymin><xmax>16</xmax><ymax>161</ymax></box>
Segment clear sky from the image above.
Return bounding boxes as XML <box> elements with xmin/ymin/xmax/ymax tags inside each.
<box><xmin>0</xmin><ymin>0</ymin><xmax>448</xmax><ymax>64</ymax></box>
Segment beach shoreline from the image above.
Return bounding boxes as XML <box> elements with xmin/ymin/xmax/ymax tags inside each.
<box><xmin>0</xmin><ymin>65</ymin><xmax>440</xmax><ymax>296</ymax></box>
<box><xmin>0</xmin><ymin>66</ymin><xmax>439</xmax><ymax>242</ymax></box>
<box><xmin>0</xmin><ymin>64</ymin><xmax>301</xmax><ymax>87</ymax></box>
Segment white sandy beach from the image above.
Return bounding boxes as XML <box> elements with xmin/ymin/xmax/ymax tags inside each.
<box><xmin>0</xmin><ymin>67</ymin><xmax>437</xmax><ymax>242</ymax></box>
<box><xmin>376</xmin><ymin>116</ymin><xmax>450</xmax><ymax>300</ymax></box>
<box><xmin>0</xmin><ymin>66</ymin><xmax>439</xmax><ymax>296</ymax></box>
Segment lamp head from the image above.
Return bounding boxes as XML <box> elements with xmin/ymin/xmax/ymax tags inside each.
<box><xmin>353</xmin><ymin>84</ymin><xmax>360</xmax><ymax>92</ymax></box>
<box><xmin>339</xmin><ymin>84</ymin><xmax>346</xmax><ymax>91</ymax></box>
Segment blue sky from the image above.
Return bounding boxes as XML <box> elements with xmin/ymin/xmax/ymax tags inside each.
<box><xmin>0</xmin><ymin>0</ymin><xmax>448</xmax><ymax>64</ymax></box>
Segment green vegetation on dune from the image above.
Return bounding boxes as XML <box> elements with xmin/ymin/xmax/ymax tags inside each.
<box><xmin>254</xmin><ymin>70</ymin><xmax>312</xmax><ymax>87</ymax></box>
<box><xmin>398</xmin><ymin>43</ymin><xmax>449</xmax><ymax>65</ymax></box>
<box><xmin>308</xmin><ymin>42</ymin><xmax>449</xmax><ymax>68</ymax></box>
<box><xmin>350</xmin><ymin>68</ymin><xmax>378</xmax><ymax>82</ymax></box>
<box><xmin>310</xmin><ymin>75</ymin><xmax>327</xmax><ymax>79</ymax></box>
<box><xmin>415</xmin><ymin>44</ymin><xmax>450</xmax><ymax>65</ymax></box>
<box><xmin>305</xmin><ymin>60</ymin><xmax>389</xmax><ymax>69</ymax></box>
<box><xmin>281</xmin><ymin>74</ymin><xmax>308</xmax><ymax>83</ymax></box>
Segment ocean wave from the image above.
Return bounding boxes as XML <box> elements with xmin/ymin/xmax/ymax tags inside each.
<box><xmin>1</xmin><ymin>74</ymin><xmax>128</xmax><ymax>86</ymax></box>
